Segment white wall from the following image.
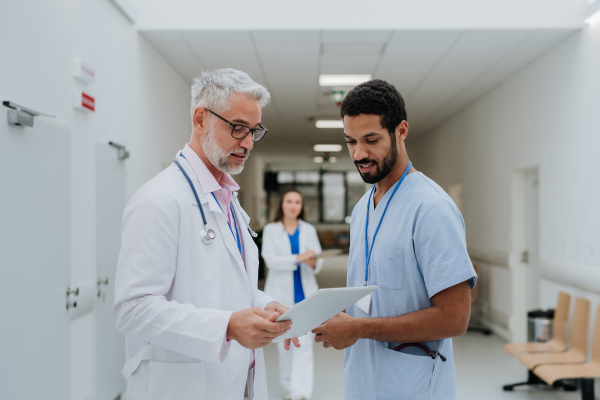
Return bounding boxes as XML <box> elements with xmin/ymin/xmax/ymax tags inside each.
<box><xmin>133</xmin><ymin>0</ymin><xmax>585</xmax><ymax>30</ymax></box>
<box><xmin>410</xmin><ymin>21</ymin><xmax>600</xmax><ymax>343</ymax></box>
<box><xmin>0</xmin><ymin>1</ymin><xmax>191</xmax><ymax>399</ymax></box>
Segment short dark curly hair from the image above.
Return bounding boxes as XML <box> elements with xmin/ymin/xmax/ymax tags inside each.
<box><xmin>340</xmin><ymin>79</ymin><xmax>407</xmax><ymax>135</ymax></box>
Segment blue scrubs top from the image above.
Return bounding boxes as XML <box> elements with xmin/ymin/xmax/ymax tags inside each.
<box><xmin>344</xmin><ymin>172</ymin><xmax>477</xmax><ymax>400</ymax></box>
<box><xmin>288</xmin><ymin>227</ymin><xmax>305</xmax><ymax>303</ymax></box>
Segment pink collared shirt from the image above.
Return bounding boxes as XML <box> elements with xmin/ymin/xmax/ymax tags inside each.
<box><xmin>181</xmin><ymin>145</ymin><xmax>254</xmax><ymax>368</ymax></box>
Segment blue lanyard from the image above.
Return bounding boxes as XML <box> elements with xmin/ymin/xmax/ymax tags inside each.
<box><xmin>364</xmin><ymin>162</ymin><xmax>412</xmax><ymax>286</ymax></box>
<box><xmin>211</xmin><ymin>193</ymin><xmax>241</xmax><ymax>254</ymax></box>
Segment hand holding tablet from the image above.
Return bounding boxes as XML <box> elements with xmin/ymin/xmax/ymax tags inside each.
<box><xmin>275</xmin><ymin>286</ymin><xmax>378</xmax><ymax>340</ymax></box>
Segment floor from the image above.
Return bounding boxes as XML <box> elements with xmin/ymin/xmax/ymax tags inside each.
<box><xmin>265</xmin><ymin>331</ymin><xmax>582</xmax><ymax>400</ymax></box>
<box><xmin>262</xmin><ymin>255</ymin><xmax>586</xmax><ymax>400</ymax></box>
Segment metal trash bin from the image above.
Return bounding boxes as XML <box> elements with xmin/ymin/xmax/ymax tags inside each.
<box><xmin>528</xmin><ymin>309</ymin><xmax>554</xmax><ymax>342</ymax></box>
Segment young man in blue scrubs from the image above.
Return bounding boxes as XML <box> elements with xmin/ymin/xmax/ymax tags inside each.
<box><xmin>312</xmin><ymin>80</ymin><xmax>477</xmax><ymax>400</ymax></box>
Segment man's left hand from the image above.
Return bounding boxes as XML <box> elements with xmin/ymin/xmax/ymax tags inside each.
<box><xmin>264</xmin><ymin>302</ymin><xmax>301</xmax><ymax>350</ymax></box>
<box><xmin>312</xmin><ymin>312</ymin><xmax>359</xmax><ymax>350</ymax></box>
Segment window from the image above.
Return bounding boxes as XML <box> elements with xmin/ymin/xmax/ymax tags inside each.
<box><xmin>266</xmin><ymin>170</ymin><xmax>370</xmax><ymax>224</ymax></box>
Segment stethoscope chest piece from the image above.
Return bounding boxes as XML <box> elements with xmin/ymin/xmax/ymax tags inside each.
<box><xmin>201</xmin><ymin>228</ymin><xmax>216</xmax><ymax>244</ymax></box>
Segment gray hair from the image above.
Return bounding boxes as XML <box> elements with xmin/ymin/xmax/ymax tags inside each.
<box><xmin>190</xmin><ymin>68</ymin><xmax>270</xmax><ymax>117</ymax></box>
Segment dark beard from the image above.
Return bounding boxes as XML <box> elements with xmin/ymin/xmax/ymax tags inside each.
<box><xmin>354</xmin><ymin>135</ymin><xmax>399</xmax><ymax>184</ymax></box>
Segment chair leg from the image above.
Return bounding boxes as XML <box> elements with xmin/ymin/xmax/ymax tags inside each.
<box><xmin>554</xmin><ymin>379</ymin><xmax>578</xmax><ymax>391</ymax></box>
<box><xmin>503</xmin><ymin>370</ymin><xmax>547</xmax><ymax>391</ymax></box>
<box><xmin>580</xmin><ymin>379</ymin><xmax>594</xmax><ymax>400</ymax></box>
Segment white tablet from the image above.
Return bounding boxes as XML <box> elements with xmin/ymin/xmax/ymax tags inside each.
<box><xmin>275</xmin><ymin>286</ymin><xmax>378</xmax><ymax>340</ymax></box>
<box><xmin>315</xmin><ymin>249</ymin><xmax>343</xmax><ymax>259</ymax></box>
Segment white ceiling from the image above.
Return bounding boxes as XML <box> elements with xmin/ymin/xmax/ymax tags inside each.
<box><xmin>140</xmin><ymin>29</ymin><xmax>575</xmax><ymax>166</ymax></box>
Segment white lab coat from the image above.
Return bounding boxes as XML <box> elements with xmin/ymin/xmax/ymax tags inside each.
<box><xmin>112</xmin><ymin>153</ymin><xmax>276</xmax><ymax>400</ymax></box>
<box><xmin>262</xmin><ymin>220</ymin><xmax>324</xmax><ymax>308</ymax></box>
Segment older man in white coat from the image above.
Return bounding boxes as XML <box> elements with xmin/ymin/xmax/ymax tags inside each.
<box><xmin>112</xmin><ymin>69</ymin><xmax>299</xmax><ymax>400</ymax></box>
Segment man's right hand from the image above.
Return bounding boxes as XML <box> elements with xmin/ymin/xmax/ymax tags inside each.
<box><xmin>226</xmin><ymin>307</ymin><xmax>292</xmax><ymax>349</ymax></box>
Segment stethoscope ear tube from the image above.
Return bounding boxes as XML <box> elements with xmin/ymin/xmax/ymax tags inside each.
<box><xmin>174</xmin><ymin>157</ymin><xmax>258</xmax><ymax>244</ymax></box>
<box><xmin>174</xmin><ymin>159</ymin><xmax>216</xmax><ymax>245</ymax></box>
<box><xmin>393</xmin><ymin>343</ymin><xmax>446</xmax><ymax>362</ymax></box>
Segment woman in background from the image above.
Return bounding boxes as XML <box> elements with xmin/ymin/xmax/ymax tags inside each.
<box><xmin>262</xmin><ymin>188</ymin><xmax>324</xmax><ymax>400</ymax></box>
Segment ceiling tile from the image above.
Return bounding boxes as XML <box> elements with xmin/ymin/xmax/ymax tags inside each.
<box><xmin>320</xmin><ymin>54</ymin><xmax>379</xmax><ymax>74</ymax></box>
<box><xmin>322</xmin><ymin>30</ymin><xmax>392</xmax><ymax>43</ymax></box>
<box><xmin>322</xmin><ymin>43</ymin><xmax>384</xmax><ymax>56</ymax></box>
<box><xmin>188</xmin><ymin>43</ymin><xmax>255</xmax><ymax>56</ymax></box>
<box><xmin>180</xmin><ymin>31</ymin><xmax>252</xmax><ymax>44</ymax></box>
<box><xmin>252</xmin><ymin>30</ymin><xmax>320</xmax><ymax>43</ymax></box>
<box><xmin>255</xmin><ymin>43</ymin><xmax>320</xmax><ymax>57</ymax></box>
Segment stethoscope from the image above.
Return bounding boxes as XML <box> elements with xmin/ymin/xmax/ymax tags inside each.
<box><xmin>173</xmin><ymin>157</ymin><xmax>258</xmax><ymax>245</ymax></box>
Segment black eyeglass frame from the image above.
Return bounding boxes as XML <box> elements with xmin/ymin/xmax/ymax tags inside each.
<box><xmin>208</xmin><ymin>110</ymin><xmax>268</xmax><ymax>142</ymax></box>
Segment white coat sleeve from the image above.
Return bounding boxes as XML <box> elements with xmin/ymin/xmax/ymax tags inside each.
<box><xmin>261</xmin><ymin>225</ymin><xmax>298</xmax><ymax>271</ymax></box>
<box><xmin>112</xmin><ymin>195</ymin><xmax>232</xmax><ymax>364</ymax></box>
<box><xmin>257</xmin><ymin>290</ymin><xmax>277</xmax><ymax>308</ymax></box>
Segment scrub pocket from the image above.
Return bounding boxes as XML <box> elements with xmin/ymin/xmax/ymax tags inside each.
<box><xmin>373</xmin><ymin>244</ymin><xmax>404</xmax><ymax>290</ymax></box>
<box><xmin>148</xmin><ymin>361</ymin><xmax>205</xmax><ymax>400</ymax></box>
<box><xmin>376</xmin><ymin>348</ymin><xmax>435</xmax><ymax>400</ymax></box>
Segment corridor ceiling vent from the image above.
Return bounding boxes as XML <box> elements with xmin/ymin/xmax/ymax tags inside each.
<box><xmin>319</xmin><ymin>74</ymin><xmax>372</xmax><ymax>87</ymax></box>
<box><xmin>314</xmin><ymin>144</ymin><xmax>342</xmax><ymax>152</ymax></box>
<box><xmin>585</xmin><ymin>0</ymin><xmax>600</xmax><ymax>24</ymax></box>
<box><xmin>316</xmin><ymin>120</ymin><xmax>344</xmax><ymax>129</ymax></box>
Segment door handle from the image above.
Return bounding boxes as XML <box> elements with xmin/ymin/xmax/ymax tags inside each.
<box><xmin>97</xmin><ymin>277</ymin><xmax>109</xmax><ymax>301</ymax></box>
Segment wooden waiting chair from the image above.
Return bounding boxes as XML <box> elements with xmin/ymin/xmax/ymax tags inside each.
<box><xmin>504</xmin><ymin>291</ymin><xmax>571</xmax><ymax>357</ymax></box>
<box><xmin>534</xmin><ymin>304</ymin><xmax>600</xmax><ymax>400</ymax></box>
<box><xmin>518</xmin><ymin>298</ymin><xmax>591</xmax><ymax>369</ymax></box>
<box><xmin>503</xmin><ymin>297</ymin><xmax>591</xmax><ymax>392</ymax></box>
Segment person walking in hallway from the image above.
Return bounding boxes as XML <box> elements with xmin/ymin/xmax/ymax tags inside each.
<box><xmin>312</xmin><ymin>79</ymin><xmax>477</xmax><ymax>400</ymax></box>
<box><xmin>112</xmin><ymin>68</ymin><xmax>299</xmax><ymax>400</ymax></box>
<box><xmin>262</xmin><ymin>188</ymin><xmax>324</xmax><ymax>400</ymax></box>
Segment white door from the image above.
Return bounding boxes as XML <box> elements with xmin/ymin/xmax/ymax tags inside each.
<box><xmin>95</xmin><ymin>142</ymin><xmax>127</xmax><ymax>400</ymax></box>
<box><xmin>0</xmin><ymin>112</ymin><xmax>71</xmax><ymax>399</ymax></box>
<box><xmin>510</xmin><ymin>168</ymin><xmax>540</xmax><ymax>342</ymax></box>
<box><xmin>523</xmin><ymin>170</ymin><xmax>540</xmax><ymax>312</ymax></box>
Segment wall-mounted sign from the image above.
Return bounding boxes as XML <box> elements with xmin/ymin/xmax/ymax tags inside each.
<box><xmin>331</xmin><ymin>91</ymin><xmax>347</xmax><ymax>106</ymax></box>
<box><xmin>73</xmin><ymin>89</ymin><xmax>95</xmax><ymax>112</ymax></box>
<box><xmin>73</xmin><ymin>57</ymin><xmax>95</xmax><ymax>85</ymax></box>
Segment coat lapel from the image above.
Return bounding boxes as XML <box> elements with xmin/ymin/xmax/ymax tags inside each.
<box><xmin>232</xmin><ymin>200</ymin><xmax>258</xmax><ymax>305</ymax></box>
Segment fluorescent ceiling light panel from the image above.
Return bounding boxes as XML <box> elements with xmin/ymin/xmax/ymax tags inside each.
<box><xmin>313</xmin><ymin>157</ymin><xmax>324</xmax><ymax>163</ymax></box>
<box><xmin>316</xmin><ymin>120</ymin><xmax>344</xmax><ymax>129</ymax></box>
<box><xmin>314</xmin><ymin>144</ymin><xmax>342</xmax><ymax>152</ymax></box>
<box><xmin>319</xmin><ymin>74</ymin><xmax>372</xmax><ymax>86</ymax></box>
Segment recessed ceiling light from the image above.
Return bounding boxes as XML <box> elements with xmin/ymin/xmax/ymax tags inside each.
<box><xmin>329</xmin><ymin>157</ymin><xmax>338</xmax><ymax>163</ymax></box>
<box><xmin>319</xmin><ymin>74</ymin><xmax>372</xmax><ymax>87</ymax></box>
<box><xmin>316</xmin><ymin>120</ymin><xmax>344</xmax><ymax>129</ymax></box>
<box><xmin>314</xmin><ymin>144</ymin><xmax>342</xmax><ymax>152</ymax></box>
<box><xmin>313</xmin><ymin>156</ymin><xmax>324</xmax><ymax>163</ymax></box>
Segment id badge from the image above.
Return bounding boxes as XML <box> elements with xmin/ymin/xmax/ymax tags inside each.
<box><xmin>356</xmin><ymin>292</ymin><xmax>372</xmax><ymax>314</ymax></box>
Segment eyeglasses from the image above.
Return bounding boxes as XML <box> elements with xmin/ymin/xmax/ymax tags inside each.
<box><xmin>208</xmin><ymin>110</ymin><xmax>268</xmax><ymax>142</ymax></box>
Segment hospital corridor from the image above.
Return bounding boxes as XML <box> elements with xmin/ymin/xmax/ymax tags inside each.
<box><xmin>1</xmin><ymin>1</ymin><xmax>600</xmax><ymax>400</ymax></box>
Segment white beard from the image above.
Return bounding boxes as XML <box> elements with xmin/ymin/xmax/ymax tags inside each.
<box><xmin>202</xmin><ymin>126</ymin><xmax>248</xmax><ymax>175</ymax></box>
